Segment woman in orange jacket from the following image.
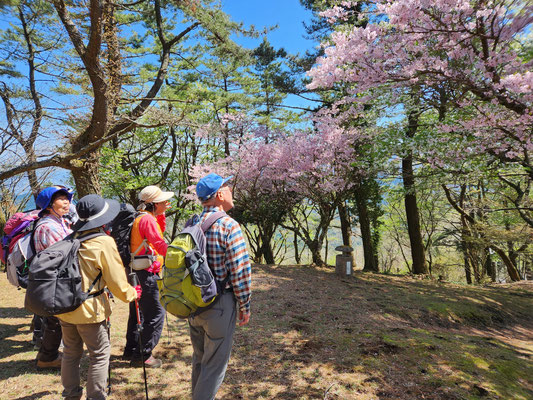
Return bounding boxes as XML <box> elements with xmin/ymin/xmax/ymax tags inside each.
<box><xmin>123</xmin><ymin>185</ymin><xmax>174</xmax><ymax>369</ymax></box>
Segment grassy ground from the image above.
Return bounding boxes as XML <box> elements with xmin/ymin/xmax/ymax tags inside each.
<box><xmin>0</xmin><ymin>264</ymin><xmax>532</xmax><ymax>400</ymax></box>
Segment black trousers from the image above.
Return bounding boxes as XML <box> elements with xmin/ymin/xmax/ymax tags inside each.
<box><xmin>124</xmin><ymin>270</ymin><xmax>166</xmax><ymax>359</ymax></box>
<box><xmin>37</xmin><ymin>316</ymin><xmax>62</xmax><ymax>361</ymax></box>
<box><xmin>32</xmin><ymin>314</ymin><xmax>43</xmax><ymax>343</ymax></box>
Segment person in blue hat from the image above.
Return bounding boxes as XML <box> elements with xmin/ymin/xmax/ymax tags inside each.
<box><xmin>32</xmin><ymin>186</ymin><xmax>75</xmax><ymax>368</ymax></box>
<box><xmin>189</xmin><ymin>173</ymin><xmax>252</xmax><ymax>400</ymax></box>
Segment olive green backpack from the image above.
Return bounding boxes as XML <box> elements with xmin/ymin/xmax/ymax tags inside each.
<box><xmin>158</xmin><ymin>212</ymin><xmax>227</xmax><ymax>318</ymax></box>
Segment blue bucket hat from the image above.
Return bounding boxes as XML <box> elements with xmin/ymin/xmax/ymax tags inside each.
<box><xmin>196</xmin><ymin>173</ymin><xmax>233</xmax><ymax>202</ymax></box>
<box><xmin>36</xmin><ymin>187</ymin><xmax>74</xmax><ymax>217</ymax></box>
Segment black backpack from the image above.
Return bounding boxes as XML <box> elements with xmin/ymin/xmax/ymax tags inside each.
<box><xmin>109</xmin><ymin>203</ymin><xmax>138</xmax><ymax>268</ymax></box>
<box><xmin>24</xmin><ymin>231</ymin><xmax>105</xmax><ymax>317</ymax></box>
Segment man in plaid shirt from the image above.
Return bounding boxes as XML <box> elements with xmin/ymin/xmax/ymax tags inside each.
<box><xmin>189</xmin><ymin>173</ymin><xmax>252</xmax><ymax>400</ymax></box>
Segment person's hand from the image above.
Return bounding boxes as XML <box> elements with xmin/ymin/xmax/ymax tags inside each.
<box><xmin>238</xmin><ymin>309</ymin><xmax>250</xmax><ymax>326</ymax></box>
<box><xmin>134</xmin><ymin>285</ymin><xmax>142</xmax><ymax>300</ymax></box>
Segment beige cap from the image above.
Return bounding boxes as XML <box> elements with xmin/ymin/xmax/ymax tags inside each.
<box><xmin>139</xmin><ymin>185</ymin><xmax>175</xmax><ymax>203</ymax></box>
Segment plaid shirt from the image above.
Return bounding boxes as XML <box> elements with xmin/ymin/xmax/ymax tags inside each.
<box><xmin>33</xmin><ymin>214</ymin><xmax>72</xmax><ymax>253</ymax></box>
<box><xmin>200</xmin><ymin>206</ymin><xmax>252</xmax><ymax>314</ymax></box>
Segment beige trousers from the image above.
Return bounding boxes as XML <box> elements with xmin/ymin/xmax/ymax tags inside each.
<box><xmin>60</xmin><ymin>320</ymin><xmax>110</xmax><ymax>400</ymax></box>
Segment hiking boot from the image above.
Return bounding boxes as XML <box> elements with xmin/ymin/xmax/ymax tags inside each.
<box><xmin>130</xmin><ymin>355</ymin><xmax>162</xmax><ymax>368</ymax></box>
<box><xmin>122</xmin><ymin>350</ymin><xmax>134</xmax><ymax>360</ymax></box>
<box><xmin>36</xmin><ymin>354</ymin><xmax>62</xmax><ymax>369</ymax></box>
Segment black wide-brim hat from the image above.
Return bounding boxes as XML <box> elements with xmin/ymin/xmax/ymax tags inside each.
<box><xmin>72</xmin><ymin>194</ymin><xmax>121</xmax><ymax>232</ymax></box>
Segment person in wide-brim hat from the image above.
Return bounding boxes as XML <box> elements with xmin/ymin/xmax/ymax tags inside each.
<box><xmin>72</xmin><ymin>194</ymin><xmax>120</xmax><ymax>232</ymax></box>
<box><xmin>56</xmin><ymin>193</ymin><xmax>140</xmax><ymax>400</ymax></box>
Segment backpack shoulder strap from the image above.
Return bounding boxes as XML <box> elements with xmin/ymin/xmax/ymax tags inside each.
<box><xmin>29</xmin><ymin>218</ymin><xmax>47</xmax><ymax>255</ymax></box>
<box><xmin>132</xmin><ymin>239</ymin><xmax>150</xmax><ymax>257</ymax></box>
<box><xmin>200</xmin><ymin>211</ymin><xmax>227</xmax><ymax>233</ymax></box>
<box><xmin>184</xmin><ymin>214</ymin><xmax>200</xmax><ymax>228</ymax></box>
<box><xmin>134</xmin><ymin>211</ymin><xmax>149</xmax><ymax>223</ymax></box>
<box><xmin>75</xmin><ymin>231</ymin><xmax>106</xmax><ymax>297</ymax></box>
<box><xmin>86</xmin><ymin>271</ymin><xmax>104</xmax><ymax>298</ymax></box>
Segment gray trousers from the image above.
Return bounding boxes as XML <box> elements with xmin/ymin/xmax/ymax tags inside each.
<box><xmin>60</xmin><ymin>320</ymin><xmax>110</xmax><ymax>400</ymax></box>
<box><xmin>189</xmin><ymin>292</ymin><xmax>237</xmax><ymax>400</ymax></box>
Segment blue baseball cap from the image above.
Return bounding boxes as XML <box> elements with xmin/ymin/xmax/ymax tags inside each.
<box><xmin>36</xmin><ymin>186</ymin><xmax>74</xmax><ymax>217</ymax></box>
<box><xmin>196</xmin><ymin>173</ymin><xmax>233</xmax><ymax>202</ymax></box>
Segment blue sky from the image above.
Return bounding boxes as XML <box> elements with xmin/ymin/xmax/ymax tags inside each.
<box><xmin>0</xmin><ymin>1</ymin><xmax>316</xmax><ymax>55</ymax></box>
<box><xmin>220</xmin><ymin>0</ymin><xmax>316</xmax><ymax>55</ymax></box>
<box><xmin>220</xmin><ymin>1</ymin><xmax>320</xmax><ymax>115</ymax></box>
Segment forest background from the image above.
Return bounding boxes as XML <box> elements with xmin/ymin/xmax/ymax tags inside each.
<box><xmin>0</xmin><ymin>0</ymin><xmax>532</xmax><ymax>285</ymax></box>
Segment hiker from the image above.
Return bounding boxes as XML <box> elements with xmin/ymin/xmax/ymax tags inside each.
<box><xmin>123</xmin><ymin>185</ymin><xmax>174</xmax><ymax>368</ymax></box>
<box><xmin>56</xmin><ymin>185</ymin><xmax>79</xmax><ymax>225</ymax></box>
<box><xmin>58</xmin><ymin>194</ymin><xmax>140</xmax><ymax>400</ymax></box>
<box><xmin>33</xmin><ymin>185</ymin><xmax>78</xmax><ymax>351</ymax></box>
<box><xmin>189</xmin><ymin>173</ymin><xmax>252</xmax><ymax>400</ymax></box>
<box><xmin>32</xmin><ymin>186</ymin><xmax>74</xmax><ymax>368</ymax></box>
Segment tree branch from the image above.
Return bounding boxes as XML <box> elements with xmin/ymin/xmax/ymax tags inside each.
<box><xmin>52</xmin><ymin>0</ymin><xmax>87</xmax><ymax>58</ymax></box>
<box><xmin>0</xmin><ymin>124</ymin><xmax>129</xmax><ymax>181</ymax></box>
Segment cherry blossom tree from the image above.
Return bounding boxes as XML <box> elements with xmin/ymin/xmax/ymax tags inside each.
<box><xmin>191</xmin><ymin>112</ymin><xmax>359</xmax><ymax>265</ymax></box>
<box><xmin>309</xmin><ymin>0</ymin><xmax>532</xmax><ymax>173</ymax></box>
<box><xmin>308</xmin><ymin>0</ymin><xmax>532</xmax><ymax>279</ymax></box>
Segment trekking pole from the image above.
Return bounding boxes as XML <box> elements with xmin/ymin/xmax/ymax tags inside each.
<box><xmin>129</xmin><ymin>272</ymin><xmax>149</xmax><ymax>400</ymax></box>
<box><xmin>105</xmin><ymin>289</ymin><xmax>113</xmax><ymax>395</ymax></box>
<box><xmin>106</xmin><ymin>316</ymin><xmax>112</xmax><ymax>395</ymax></box>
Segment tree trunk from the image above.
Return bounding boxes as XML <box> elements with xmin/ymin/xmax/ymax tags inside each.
<box><xmin>71</xmin><ymin>150</ymin><xmax>102</xmax><ymax>196</ymax></box>
<box><xmin>309</xmin><ymin>240</ymin><xmax>324</xmax><ymax>266</ymax></box>
<box><xmin>262</xmin><ymin>245</ymin><xmax>275</xmax><ymax>265</ymax></box>
<box><xmin>355</xmin><ymin>188</ymin><xmax>378</xmax><ymax>272</ymax></box>
<box><xmin>463</xmin><ymin>249</ymin><xmax>473</xmax><ymax>284</ymax></box>
<box><xmin>294</xmin><ymin>231</ymin><xmax>301</xmax><ymax>264</ymax></box>
<box><xmin>338</xmin><ymin>201</ymin><xmax>352</xmax><ymax>247</ymax></box>
<box><xmin>23</xmin><ymin>144</ymin><xmax>40</xmax><ymax>201</ymax></box>
<box><xmin>402</xmin><ymin>103</ymin><xmax>428</xmax><ymax>275</ymax></box>
<box><xmin>259</xmin><ymin>231</ymin><xmax>276</xmax><ymax>265</ymax></box>
<box><xmin>27</xmin><ymin>169</ymin><xmax>40</xmax><ymax>202</ymax></box>
<box><xmin>490</xmin><ymin>246</ymin><xmax>521</xmax><ymax>281</ymax></box>
<box><xmin>402</xmin><ymin>153</ymin><xmax>428</xmax><ymax>274</ymax></box>
<box><xmin>311</xmin><ymin>215</ymin><xmax>332</xmax><ymax>267</ymax></box>
<box><xmin>484</xmin><ymin>250</ymin><xmax>496</xmax><ymax>282</ymax></box>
